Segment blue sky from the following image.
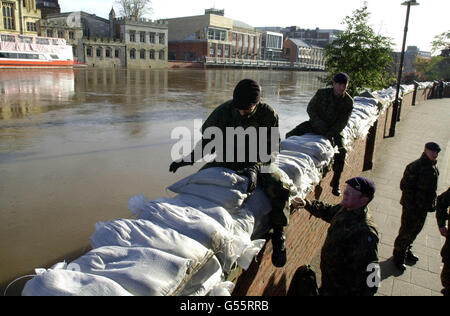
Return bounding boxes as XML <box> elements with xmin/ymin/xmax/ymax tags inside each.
<box><xmin>60</xmin><ymin>0</ymin><xmax>449</xmax><ymax>53</ymax></box>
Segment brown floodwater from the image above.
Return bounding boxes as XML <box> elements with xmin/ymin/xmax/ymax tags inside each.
<box><xmin>0</xmin><ymin>68</ymin><xmax>325</xmax><ymax>295</ymax></box>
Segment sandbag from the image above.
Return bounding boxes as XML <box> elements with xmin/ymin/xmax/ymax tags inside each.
<box><xmin>178</xmin><ymin>256</ymin><xmax>223</xmax><ymax>296</ymax></box>
<box><xmin>22</xmin><ymin>269</ymin><xmax>132</xmax><ymax>296</ymax></box>
<box><xmin>90</xmin><ymin>218</ymin><xmax>213</xmax><ymax>264</ymax></box>
<box><xmin>71</xmin><ymin>246</ymin><xmax>195</xmax><ymax>296</ymax></box>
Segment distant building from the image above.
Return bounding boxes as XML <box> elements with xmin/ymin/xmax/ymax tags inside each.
<box><xmin>37</xmin><ymin>9</ymin><xmax>168</xmax><ymax>68</ymax></box>
<box><xmin>391</xmin><ymin>45</ymin><xmax>432</xmax><ymax>75</ymax></box>
<box><xmin>283</xmin><ymin>38</ymin><xmax>325</xmax><ymax>69</ymax></box>
<box><xmin>0</xmin><ymin>0</ymin><xmax>41</xmax><ymax>36</ymax></box>
<box><xmin>36</xmin><ymin>0</ymin><xmax>61</xmax><ymax>18</ymax></box>
<box><xmin>165</xmin><ymin>9</ymin><xmax>262</xmax><ymax>61</ymax></box>
<box><xmin>260</xmin><ymin>31</ymin><xmax>284</xmax><ymax>61</ymax></box>
<box><xmin>258</xmin><ymin>26</ymin><xmax>342</xmax><ymax>48</ymax></box>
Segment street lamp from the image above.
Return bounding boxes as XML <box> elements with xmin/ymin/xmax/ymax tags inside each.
<box><xmin>389</xmin><ymin>0</ymin><xmax>420</xmax><ymax>137</ymax></box>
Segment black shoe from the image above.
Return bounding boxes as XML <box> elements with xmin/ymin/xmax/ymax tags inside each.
<box><xmin>271</xmin><ymin>231</ymin><xmax>287</xmax><ymax>268</ymax></box>
<box><xmin>406</xmin><ymin>250</ymin><xmax>419</xmax><ymax>262</ymax></box>
<box><xmin>332</xmin><ymin>186</ymin><xmax>341</xmax><ymax>197</ymax></box>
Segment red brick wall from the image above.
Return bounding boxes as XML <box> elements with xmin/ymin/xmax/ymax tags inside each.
<box><xmin>168</xmin><ymin>42</ymin><xmax>208</xmax><ymax>61</ymax></box>
<box><xmin>282</xmin><ymin>39</ymin><xmax>298</xmax><ymax>63</ymax></box>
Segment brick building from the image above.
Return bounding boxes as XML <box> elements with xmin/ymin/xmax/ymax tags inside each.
<box><xmin>165</xmin><ymin>8</ymin><xmax>262</xmax><ymax>61</ymax></box>
<box><xmin>283</xmin><ymin>38</ymin><xmax>325</xmax><ymax>70</ymax></box>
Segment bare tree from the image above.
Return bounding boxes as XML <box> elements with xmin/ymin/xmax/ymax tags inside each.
<box><xmin>115</xmin><ymin>0</ymin><xmax>153</xmax><ymax>19</ymax></box>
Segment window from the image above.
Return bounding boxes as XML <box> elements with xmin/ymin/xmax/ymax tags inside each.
<box><xmin>86</xmin><ymin>47</ymin><xmax>92</xmax><ymax>57</ymax></box>
<box><xmin>140</xmin><ymin>49</ymin><xmax>145</xmax><ymax>59</ymax></box>
<box><xmin>96</xmin><ymin>48</ymin><xmax>102</xmax><ymax>58</ymax></box>
<box><xmin>115</xmin><ymin>49</ymin><xmax>120</xmax><ymax>58</ymax></box>
<box><xmin>159</xmin><ymin>33</ymin><xmax>165</xmax><ymax>45</ymax></box>
<box><xmin>159</xmin><ymin>50</ymin><xmax>165</xmax><ymax>60</ymax></box>
<box><xmin>47</xmin><ymin>30</ymin><xmax>54</xmax><ymax>37</ymax></box>
<box><xmin>149</xmin><ymin>49</ymin><xmax>155</xmax><ymax>59</ymax></box>
<box><xmin>69</xmin><ymin>32</ymin><xmax>75</xmax><ymax>40</ymax></box>
<box><xmin>130</xmin><ymin>49</ymin><xmax>136</xmax><ymax>59</ymax></box>
<box><xmin>19</xmin><ymin>36</ymin><xmax>33</xmax><ymax>43</ymax></box>
<box><xmin>209</xmin><ymin>43</ymin><xmax>215</xmax><ymax>57</ymax></box>
<box><xmin>58</xmin><ymin>31</ymin><xmax>64</xmax><ymax>39</ymax></box>
<box><xmin>149</xmin><ymin>33</ymin><xmax>155</xmax><ymax>44</ymax></box>
<box><xmin>26</xmin><ymin>22</ymin><xmax>37</xmax><ymax>32</ymax></box>
<box><xmin>207</xmin><ymin>28</ymin><xmax>226</xmax><ymax>41</ymax></box>
<box><xmin>140</xmin><ymin>32</ymin><xmax>146</xmax><ymax>43</ymax></box>
<box><xmin>106</xmin><ymin>48</ymin><xmax>111</xmax><ymax>58</ymax></box>
<box><xmin>3</xmin><ymin>3</ymin><xmax>15</xmax><ymax>30</ymax></box>
<box><xmin>129</xmin><ymin>31</ymin><xmax>136</xmax><ymax>42</ymax></box>
<box><xmin>36</xmin><ymin>38</ymin><xmax>49</xmax><ymax>45</ymax></box>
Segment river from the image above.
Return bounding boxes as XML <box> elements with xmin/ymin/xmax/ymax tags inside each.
<box><xmin>0</xmin><ymin>68</ymin><xmax>326</xmax><ymax>294</ymax></box>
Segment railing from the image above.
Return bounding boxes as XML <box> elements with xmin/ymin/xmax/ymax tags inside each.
<box><xmin>204</xmin><ymin>57</ymin><xmax>325</xmax><ymax>70</ymax></box>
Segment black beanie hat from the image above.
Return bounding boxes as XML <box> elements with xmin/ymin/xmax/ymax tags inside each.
<box><xmin>334</xmin><ymin>72</ymin><xmax>350</xmax><ymax>84</ymax></box>
<box><xmin>346</xmin><ymin>177</ymin><xmax>376</xmax><ymax>198</ymax></box>
<box><xmin>425</xmin><ymin>142</ymin><xmax>441</xmax><ymax>153</ymax></box>
<box><xmin>233</xmin><ymin>79</ymin><xmax>261</xmax><ymax>110</ymax></box>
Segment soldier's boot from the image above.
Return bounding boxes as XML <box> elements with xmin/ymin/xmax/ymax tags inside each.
<box><xmin>271</xmin><ymin>227</ymin><xmax>287</xmax><ymax>268</ymax></box>
<box><xmin>406</xmin><ymin>248</ymin><xmax>419</xmax><ymax>263</ymax></box>
<box><xmin>330</xmin><ymin>174</ymin><xmax>341</xmax><ymax>197</ymax></box>
<box><xmin>393</xmin><ymin>250</ymin><xmax>407</xmax><ymax>272</ymax></box>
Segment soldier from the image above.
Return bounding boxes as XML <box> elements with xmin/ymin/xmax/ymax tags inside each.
<box><xmin>169</xmin><ymin>79</ymin><xmax>292</xmax><ymax>268</ymax></box>
<box><xmin>436</xmin><ymin>187</ymin><xmax>449</xmax><ymax>296</ymax></box>
<box><xmin>393</xmin><ymin>142</ymin><xmax>441</xmax><ymax>272</ymax></box>
<box><xmin>286</xmin><ymin>73</ymin><xmax>354</xmax><ymax>197</ymax></box>
<box><xmin>292</xmin><ymin>177</ymin><xmax>379</xmax><ymax>296</ymax></box>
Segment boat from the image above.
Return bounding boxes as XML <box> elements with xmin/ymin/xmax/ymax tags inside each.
<box><xmin>0</xmin><ymin>33</ymin><xmax>74</xmax><ymax>68</ymax></box>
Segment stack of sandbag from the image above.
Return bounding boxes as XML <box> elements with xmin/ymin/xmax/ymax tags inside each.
<box><xmin>342</xmin><ymin>96</ymin><xmax>379</xmax><ymax>151</ymax></box>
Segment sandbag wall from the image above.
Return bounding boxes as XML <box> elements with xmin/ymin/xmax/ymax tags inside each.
<box><xmin>231</xmin><ymin>83</ymin><xmax>437</xmax><ymax>296</ymax></box>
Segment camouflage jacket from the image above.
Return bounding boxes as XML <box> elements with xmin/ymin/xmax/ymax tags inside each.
<box><xmin>437</xmin><ymin>188</ymin><xmax>450</xmax><ymax>261</ymax></box>
<box><xmin>400</xmin><ymin>153</ymin><xmax>440</xmax><ymax>211</ymax></box>
<box><xmin>307</xmin><ymin>88</ymin><xmax>354</xmax><ymax>140</ymax></box>
<box><xmin>195</xmin><ymin>100</ymin><xmax>280</xmax><ymax>172</ymax></box>
<box><xmin>304</xmin><ymin>200</ymin><xmax>379</xmax><ymax>296</ymax></box>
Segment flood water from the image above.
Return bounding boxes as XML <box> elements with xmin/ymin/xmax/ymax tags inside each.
<box><xmin>0</xmin><ymin>68</ymin><xmax>326</xmax><ymax>294</ymax></box>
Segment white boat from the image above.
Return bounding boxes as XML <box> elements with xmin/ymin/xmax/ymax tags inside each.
<box><xmin>0</xmin><ymin>33</ymin><xmax>74</xmax><ymax>68</ymax></box>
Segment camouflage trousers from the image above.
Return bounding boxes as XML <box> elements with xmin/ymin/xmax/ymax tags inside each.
<box><xmin>258</xmin><ymin>168</ymin><xmax>291</xmax><ymax>228</ymax></box>
<box><xmin>286</xmin><ymin>121</ymin><xmax>346</xmax><ymax>182</ymax></box>
<box><xmin>394</xmin><ymin>207</ymin><xmax>428</xmax><ymax>257</ymax></box>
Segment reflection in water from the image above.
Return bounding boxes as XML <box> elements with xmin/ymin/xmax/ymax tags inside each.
<box><xmin>0</xmin><ymin>68</ymin><xmax>325</xmax><ymax>294</ymax></box>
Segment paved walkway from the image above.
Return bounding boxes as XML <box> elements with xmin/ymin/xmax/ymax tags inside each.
<box><xmin>361</xmin><ymin>98</ymin><xmax>450</xmax><ymax>296</ymax></box>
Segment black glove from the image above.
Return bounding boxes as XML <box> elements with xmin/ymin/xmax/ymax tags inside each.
<box><xmin>169</xmin><ymin>160</ymin><xmax>193</xmax><ymax>173</ymax></box>
<box><xmin>239</xmin><ymin>166</ymin><xmax>259</xmax><ymax>193</ymax></box>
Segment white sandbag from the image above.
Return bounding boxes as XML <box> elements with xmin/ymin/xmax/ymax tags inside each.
<box><xmin>22</xmin><ymin>269</ymin><xmax>133</xmax><ymax>296</ymax></box>
<box><xmin>129</xmin><ymin>195</ymin><xmax>240</xmax><ymax>273</ymax></box>
<box><xmin>178</xmin><ymin>256</ymin><xmax>223</xmax><ymax>296</ymax></box>
<box><xmin>168</xmin><ymin>183</ymin><xmax>247</xmax><ymax>212</ymax></box>
<box><xmin>90</xmin><ymin>219</ymin><xmax>213</xmax><ymax>264</ymax></box>
<box><xmin>175</xmin><ymin>194</ymin><xmax>235</xmax><ymax>232</ymax></box>
<box><xmin>236</xmin><ymin>239</ymin><xmax>267</xmax><ymax>271</ymax></box>
<box><xmin>71</xmin><ymin>246</ymin><xmax>195</xmax><ymax>296</ymax></box>
<box><xmin>281</xmin><ymin>134</ymin><xmax>335</xmax><ymax>169</ymax></box>
<box><xmin>208</xmin><ymin>282</ymin><xmax>236</xmax><ymax>296</ymax></box>
<box><xmin>241</xmin><ymin>187</ymin><xmax>272</xmax><ymax>239</ymax></box>
<box><xmin>171</xmin><ymin>167</ymin><xmax>248</xmax><ymax>192</ymax></box>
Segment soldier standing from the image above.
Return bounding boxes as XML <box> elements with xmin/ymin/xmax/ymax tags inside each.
<box><xmin>286</xmin><ymin>73</ymin><xmax>354</xmax><ymax>197</ymax></box>
<box><xmin>292</xmin><ymin>177</ymin><xmax>379</xmax><ymax>296</ymax></box>
<box><xmin>169</xmin><ymin>79</ymin><xmax>292</xmax><ymax>268</ymax></box>
<box><xmin>393</xmin><ymin>142</ymin><xmax>441</xmax><ymax>271</ymax></box>
<box><xmin>436</xmin><ymin>187</ymin><xmax>450</xmax><ymax>296</ymax></box>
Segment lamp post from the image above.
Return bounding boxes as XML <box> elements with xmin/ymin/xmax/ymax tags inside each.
<box><xmin>389</xmin><ymin>0</ymin><xmax>420</xmax><ymax>137</ymax></box>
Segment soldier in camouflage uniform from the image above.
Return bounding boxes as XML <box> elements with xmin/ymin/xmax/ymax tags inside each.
<box><xmin>292</xmin><ymin>177</ymin><xmax>379</xmax><ymax>296</ymax></box>
<box><xmin>436</xmin><ymin>187</ymin><xmax>450</xmax><ymax>296</ymax></box>
<box><xmin>393</xmin><ymin>142</ymin><xmax>441</xmax><ymax>272</ymax></box>
<box><xmin>286</xmin><ymin>73</ymin><xmax>354</xmax><ymax>197</ymax></box>
<box><xmin>170</xmin><ymin>79</ymin><xmax>291</xmax><ymax>268</ymax></box>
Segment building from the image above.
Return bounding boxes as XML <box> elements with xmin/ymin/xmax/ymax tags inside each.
<box><xmin>165</xmin><ymin>9</ymin><xmax>262</xmax><ymax>61</ymax></box>
<box><xmin>36</xmin><ymin>0</ymin><xmax>60</xmax><ymax>18</ymax></box>
<box><xmin>260</xmin><ymin>31</ymin><xmax>284</xmax><ymax>61</ymax></box>
<box><xmin>281</xmin><ymin>26</ymin><xmax>341</xmax><ymax>48</ymax></box>
<box><xmin>1</xmin><ymin>0</ymin><xmax>41</xmax><ymax>35</ymax></box>
<box><xmin>37</xmin><ymin>9</ymin><xmax>168</xmax><ymax>68</ymax></box>
<box><xmin>283</xmin><ymin>38</ymin><xmax>325</xmax><ymax>70</ymax></box>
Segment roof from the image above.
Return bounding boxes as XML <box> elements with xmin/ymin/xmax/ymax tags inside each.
<box><xmin>233</xmin><ymin>20</ymin><xmax>254</xmax><ymax>31</ymax></box>
<box><xmin>288</xmin><ymin>38</ymin><xmax>310</xmax><ymax>48</ymax></box>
